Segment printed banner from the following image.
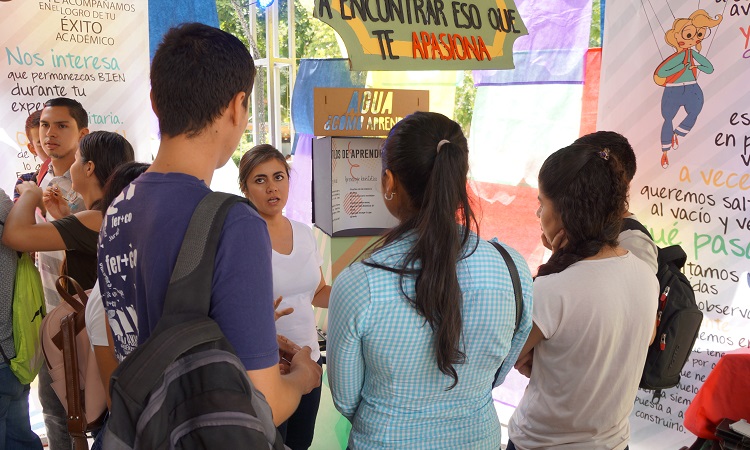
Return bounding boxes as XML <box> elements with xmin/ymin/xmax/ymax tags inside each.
<box><xmin>468</xmin><ymin>83</ymin><xmax>584</xmax><ymax>187</ymax></box>
<box><xmin>0</xmin><ymin>0</ymin><xmax>151</xmax><ymax>195</ymax></box>
<box><xmin>472</xmin><ymin>0</ymin><xmax>593</xmax><ymax>86</ymax></box>
<box><xmin>313</xmin><ymin>0</ymin><xmax>528</xmax><ymax>70</ymax></box>
<box><xmin>599</xmin><ymin>1</ymin><xmax>749</xmax><ymax>447</ymax></box>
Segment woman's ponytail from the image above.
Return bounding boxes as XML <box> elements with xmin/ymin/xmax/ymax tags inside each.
<box><xmin>364</xmin><ymin>112</ymin><xmax>478</xmax><ymax>389</ymax></box>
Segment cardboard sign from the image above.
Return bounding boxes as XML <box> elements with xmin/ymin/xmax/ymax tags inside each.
<box><xmin>313</xmin><ymin>0</ymin><xmax>527</xmax><ymax>70</ymax></box>
<box><xmin>314</xmin><ymin>88</ymin><xmax>428</xmax><ymax>136</ymax></box>
<box><xmin>313</xmin><ymin>136</ymin><xmax>398</xmax><ymax>236</ymax></box>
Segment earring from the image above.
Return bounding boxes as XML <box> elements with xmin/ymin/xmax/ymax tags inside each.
<box><xmin>384</xmin><ymin>192</ymin><xmax>394</xmax><ymax>201</ymax></box>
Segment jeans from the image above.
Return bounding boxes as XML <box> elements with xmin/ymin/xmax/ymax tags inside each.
<box><xmin>277</xmin><ymin>357</ymin><xmax>323</xmax><ymax>450</ymax></box>
<box><xmin>660</xmin><ymin>83</ymin><xmax>704</xmax><ymax>146</ymax></box>
<box><xmin>37</xmin><ymin>365</ymin><xmax>71</xmax><ymax>450</ymax></box>
<box><xmin>0</xmin><ymin>365</ymin><xmax>43</xmax><ymax>450</ymax></box>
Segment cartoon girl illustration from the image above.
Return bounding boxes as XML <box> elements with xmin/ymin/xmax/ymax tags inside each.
<box><xmin>656</xmin><ymin>9</ymin><xmax>722</xmax><ymax>169</ymax></box>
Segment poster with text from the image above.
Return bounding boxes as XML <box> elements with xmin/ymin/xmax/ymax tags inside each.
<box><xmin>0</xmin><ymin>0</ymin><xmax>151</xmax><ymax>196</ymax></box>
<box><xmin>599</xmin><ymin>1</ymin><xmax>750</xmax><ymax>447</ymax></box>
<box><xmin>331</xmin><ymin>137</ymin><xmax>397</xmax><ymax>234</ymax></box>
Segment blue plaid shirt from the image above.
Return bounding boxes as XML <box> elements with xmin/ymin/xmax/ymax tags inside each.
<box><xmin>328</xmin><ymin>234</ymin><xmax>533</xmax><ymax>450</ymax></box>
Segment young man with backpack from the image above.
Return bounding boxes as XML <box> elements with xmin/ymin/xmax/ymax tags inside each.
<box><xmin>97</xmin><ymin>22</ymin><xmax>321</xmax><ymax>431</ymax></box>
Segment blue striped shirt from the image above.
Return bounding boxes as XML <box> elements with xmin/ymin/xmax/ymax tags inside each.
<box><xmin>328</xmin><ymin>234</ymin><xmax>533</xmax><ymax>449</ymax></box>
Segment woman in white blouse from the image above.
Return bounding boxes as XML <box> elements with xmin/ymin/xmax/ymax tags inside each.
<box><xmin>239</xmin><ymin>145</ymin><xmax>330</xmax><ymax>450</ymax></box>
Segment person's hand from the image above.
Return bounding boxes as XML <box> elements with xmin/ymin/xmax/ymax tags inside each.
<box><xmin>43</xmin><ymin>185</ymin><xmax>71</xmax><ymax>219</ymax></box>
<box><xmin>15</xmin><ymin>181</ymin><xmax>42</xmax><ymax>199</ymax></box>
<box><xmin>277</xmin><ymin>334</ymin><xmax>301</xmax><ymax>375</ymax></box>
<box><xmin>274</xmin><ymin>296</ymin><xmax>294</xmax><ymax>321</ymax></box>
<box><xmin>289</xmin><ymin>346</ymin><xmax>322</xmax><ymax>394</ymax></box>
<box><xmin>541</xmin><ymin>229</ymin><xmax>567</xmax><ymax>252</ymax></box>
<box><xmin>514</xmin><ymin>350</ymin><xmax>534</xmax><ymax>378</ymax></box>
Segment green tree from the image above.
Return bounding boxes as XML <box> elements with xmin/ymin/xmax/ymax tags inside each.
<box><xmin>218</xmin><ymin>0</ymin><xmax>343</xmax><ymax>163</ymax></box>
<box><xmin>454</xmin><ymin>70</ymin><xmax>476</xmax><ymax>137</ymax></box>
<box><xmin>590</xmin><ymin>0</ymin><xmax>602</xmax><ymax>48</ymax></box>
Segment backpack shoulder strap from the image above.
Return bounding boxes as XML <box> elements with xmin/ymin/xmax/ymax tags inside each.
<box><xmin>489</xmin><ymin>241</ymin><xmax>523</xmax><ymax>333</ymax></box>
<box><xmin>658</xmin><ymin>245</ymin><xmax>687</xmax><ymax>269</ymax></box>
<box><xmin>661</xmin><ymin>51</ymin><xmax>688</xmax><ymax>85</ymax></box>
<box><xmin>113</xmin><ymin>193</ymin><xmax>255</xmax><ymax>403</ymax></box>
<box><xmin>162</xmin><ymin>192</ymin><xmax>254</xmax><ymax>317</ymax></box>
<box><xmin>621</xmin><ymin>217</ymin><xmax>653</xmax><ymax>240</ymax></box>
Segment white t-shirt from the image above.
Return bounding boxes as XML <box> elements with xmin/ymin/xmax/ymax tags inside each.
<box><xmin>272</xmin><ymin>219</ymin><xmax>323</xmax><ymax>362</ymax></box>
<box><xmin>619</xmin><ymin>214</ymin><xmax>658</xmax><ymax>274</ymax></box>
<box><xmin>509</xmin><ymin>252</ymin><xmax>658</xmax><ymax>450</ymax></box>
<box><xmin>84</xmin><ymin>280</ymin><xmax>108</xmax><ymax>348</ymax></box>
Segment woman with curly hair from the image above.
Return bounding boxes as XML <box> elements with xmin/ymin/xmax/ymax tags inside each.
<box><xmin>508</xmin><ymin>144</ymin><xmax>658</xmax><ymax>450</ymax></box>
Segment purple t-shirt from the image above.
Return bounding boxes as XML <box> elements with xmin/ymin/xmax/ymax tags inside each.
<box><xmin>97</xmin><ymin>172</ymin><xmax>278</xmax><ymax>370</ymax></box>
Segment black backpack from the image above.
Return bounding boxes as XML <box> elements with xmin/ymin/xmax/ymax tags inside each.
<box><xmin>102</xmin><ymin>192</ymin><xmax>286</xmax><ymax>450</ymax></box>
<box><xmin>621</xmin><ymin>218</ymin><xmax>703</xmax><ymax>400</ymax></box>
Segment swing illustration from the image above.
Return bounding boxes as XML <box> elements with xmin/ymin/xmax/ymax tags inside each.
<box><xmin>639</xmin><ymin>0</ymin><xmax>725</xmax><ymax>169</ymax></box>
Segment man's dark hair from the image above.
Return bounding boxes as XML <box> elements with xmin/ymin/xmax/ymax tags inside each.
<box><xmin>24</xmin><ymin>110</ymin><xmax>43</xmax><ymax>138</ymax></box>
<box><xmin>43</xmin><ymin>97</ymin><xmax>88</xmax><ymax>129</ymax></box>
<box><xmin>574</xmin><ymin>131</ymin><xmax>636</xmax><ymax>182</ymax></box>
<box><xmin>150</xmin><ymin>22</ymin><xmax>256</xmax><ymax>138</ymax></box>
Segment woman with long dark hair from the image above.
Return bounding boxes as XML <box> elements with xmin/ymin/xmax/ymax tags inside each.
<box><xmin>327</xmin><ymin>112</ymin><xmax>533</xmax><ymax>449</ymax></box>
<box><xmin>507</xmin><ymin>144</ymin><xmax>658</xmax><ymax>450</ymax></box>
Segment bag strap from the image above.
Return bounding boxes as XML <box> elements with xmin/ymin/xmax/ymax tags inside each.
<box><xmin>113</xmin><ymin>193</ymin><xmax>255</xmax><ymax>405</ymax></box>
<box><xmin>162</xmin><ymin>192</ymin><xmax>254</xmax><ymax>317</ymax></box>
<box><xmin>659</xmin><ymin>245</ymin><xmax>687</xmax><ymax>268</ymax></box>
<box><xmin>661</xmin><ymin>51</ymin><xmax>688</xmax><ymax>85</ymax></box>
<box><xmin>490</xmin><ymin>241</ymin><xmax>524</xmax><ymax>387</ymax></box>
<box><xmin>52</xmin><ymin>276</ymin><xmax>89</xmax><ymax>351</ymax></box>
<box><xmin>620</xmin><ymin>217</ymin><xmax>653</xmax><ymax>240</ymax></box>
<box><xmin>55</xmin><ymin>276</ymin><xmax>89</xmax><ymax>312</ymax></box>
<box><xmin>490</xmin><ymin>241</ymin><xmax>523</xmax><ymax>332</ymax></box>
<box><xmin>61</xmin><ymin>313</ymin><xmax>89</xmax><ymax>449</ymax></box>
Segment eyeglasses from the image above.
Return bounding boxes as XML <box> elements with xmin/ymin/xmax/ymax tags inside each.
<box><xmin>681</xmin><ymin>26</ymin><xmax>710</xmax><ymax>41</ymax></box>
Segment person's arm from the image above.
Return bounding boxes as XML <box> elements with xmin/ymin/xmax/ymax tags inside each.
<box><xmin>95</xmin><ymin>318</ymin><xmax>119</xmax><ymax>409</ymax></box>
<box><xmin>247</xmin><ymin>346</ymin><xmax>322</xmax><ymax>425</ymax></box>
<box><xmin>85</xmin><ymin>282</ymin><xmax>119</xmax><ymax>409</ymax></box>
<box><xmin>492</xmin><ymin>242</ymin><xmax>535</xmax><ymax>386</ymax></box>
<box><xmin>691</xmin><ymin>50</ymin><xmax>714</xmax><ymax>74</ymax></box>
<box><xmin>657</xmin><ymin>52</ymin><xmax>687</xmax><ymax>76</ymax></box>
<box><xmin>514</xmin><ymin>323</ymin><xmax>545</xmax><ymax>378</ymax></box>
<box><xmin>619</xmin><ymin>229</ymin><xmax>659</xmax><ymax>274</ymax></box>
<box><xmin>512</xmin><ymin>274</ymin><xmax>562</xmax><ymax>379</ymax></box>
<box><xmin>327</xmin><ymin>264</ymin><xmax>369</xmax><ymax>421</ymax></box>
<box><xmin>311</xmin><ymin>269</ymin><xmax>331</xmax><ymax>308</ymax></box>
<box><xmin>211</xmin><ymin>205</ymin><xmax>321</xmax><ymax>425</ymax></box>
<box><xmin>43</xmin><ymin>184</ymin><xmax>71</xmax><ymax>219</ymax></box>
<box><xmin>2</xmin><ymin>181</ymin><xmax>65</xmax><ymax>251</ymax></box>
